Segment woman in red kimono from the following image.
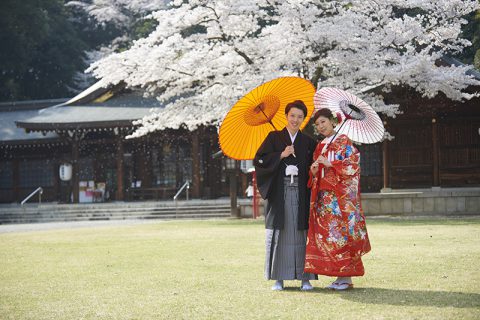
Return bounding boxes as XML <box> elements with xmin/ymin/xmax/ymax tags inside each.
<box><xmin>304</xmin><ymin>108</ymin><xmax>371</xmax><ymax>290</ymax></box>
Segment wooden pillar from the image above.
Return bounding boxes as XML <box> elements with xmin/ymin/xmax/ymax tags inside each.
<box><xmin>212</xmin><ymin>136</ymin><xmax>223</xmax><ymax>197</ymax></box>
<box><xmin>241</xmin><ymin>172</ymin><xmax>247</xmax><ymax>198</ymax></box>
<box><xmin>115</xmin><ymin>136</ymin><xmax>124</xmax><ymax>201</ymax></box>
<box><xmin>382</xmin><ymin>121</ymin><xmax>390</xmax><ymax>191</ymax></box>
<box><xmin>12</xmin><ymin>159</ymin><xmax>19</xmax><ymax>203</ymax></box>
<box><xmin>382</xmin><ymin>140</ymin><xmax>390</xmax><ymax>189</ymax></box>
<box><xmin>229</xmin><ymin>170</ymin><xmax>239</xmax><ymax>217</ymax></box>
<box><xmin>116</xmin><ymin>136</ymin><xmax>125</xmax><ymax>200</ymax></box>
<box><xmin>53</xmin><ymin>158</ymin><xmax>60</xmax><ymax>202</ymax></box>
<box><xmin>137</xmin><ymin>146</ymin><xmax>150</xmax><ymax>188</ymax></box>
<box><xmin>175</xmin><ymin>143</ymin><xmax>181</xmax><ymax>189</ymax></box>
<box><xmin>191</xmin><ymin>129</ymin><xmax>201</xmax><ymax>198</ymax></box>
<box><xmin>432</xmin><ymin>118</ymin><xmax>440</xmax><ymax>186</ymax></box>
<box><xmin>72</xmin><ymin>140</ymin><xmax>80</xmax><ymax>203</ymax></box>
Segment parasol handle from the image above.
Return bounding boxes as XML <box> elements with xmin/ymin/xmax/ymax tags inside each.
<box><xmin>326</xmin><ymin>105</ymin><xmax>355</xmax><ymax>146</ymax></box>
<box><xmin>325</xmin><ymin>105</ymin><xmax>355</xmax><ymax>149</ymax></box>
<box><xmin>259</xmin><ymin>108</ymin><xmax>277</xmax><ymax>131</ymax></box>
<box><xmin>324</xmin><ymin>119</ymin><xmax>347</xmax><ymax>150</ymax></box>
<box><xmin>260</xmin><ymin>108</ymin><xmax>296</xmax><ymax>158</ymax></box>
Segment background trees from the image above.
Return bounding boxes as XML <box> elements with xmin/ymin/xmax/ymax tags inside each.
<box><xmin>458</xmin><ymin>9</ymin><xmax>480</xmax><ymax>69</ymax></box>
<box><xmin>1</xmin><ymin>0</ymin><xmax>479</xmax><ymax>124</ymax></box>
<box><xmin>0</xmin><ymin>0</ymin><xmax>87</xmax><ymax>101</ymax></box>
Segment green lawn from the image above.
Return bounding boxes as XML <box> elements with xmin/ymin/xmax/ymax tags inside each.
<box><xmin>1</xmin><ymin>218</ymin><xmax>479</xmax><ymax>320</ymax></box>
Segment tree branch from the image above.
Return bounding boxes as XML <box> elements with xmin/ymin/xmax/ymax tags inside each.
<box><xmin>234</xmin><ymin>48</ymin><xmax>254</xmax><ymax>65</ymax></box>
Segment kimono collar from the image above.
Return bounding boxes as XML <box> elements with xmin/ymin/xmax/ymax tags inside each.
<box><xmin>320</xmin><ymin>134</ymin><xmax>339</xmax><ymax>155</ymax></box>
<box><xmin>282</xmin><ymin>127</ymin><xmax>302</xmax><ymax>145</ymax></box>
<box><xmin>321</xmin><ymin>134</ymin><xmax>338</xmax><ymax>145</ymax></box>
<box><xmin>287</xmin><ymin>130</ymin><xmax>298</xmax><ymax>143</ymax></box>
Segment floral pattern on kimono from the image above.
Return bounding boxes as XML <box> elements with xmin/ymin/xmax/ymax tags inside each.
<box><xmin>304</xmin><ymin>134</ymin><xmax>371</xmax><ymax>277</ymax></box>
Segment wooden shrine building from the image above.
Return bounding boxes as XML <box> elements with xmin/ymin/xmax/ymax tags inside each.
<box><xmin>0</xmin><ymin>82</ymin><xmax>230</xmax><ymax>203</ymax></box>
<box><xmin>1</xmin><ymin>59</ymin><xmax>479</xmax><ymax>204</ymax></box>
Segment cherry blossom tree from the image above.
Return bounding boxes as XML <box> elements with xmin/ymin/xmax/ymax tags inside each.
<box><xmin>66</xmin><ymin>0</ymin><xmax>168</xmax><ymax>88</ymax></box>
<box><xmin>67</xmin><ymin>0</ymin><xmax>168</xmax><ymax>28</ymax></box>
<box><xmin>82</xmin><ymin>0</ymin><xmax>480</xmax><ymax>137</ymax></box>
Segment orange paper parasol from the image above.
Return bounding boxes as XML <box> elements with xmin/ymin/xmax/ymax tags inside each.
<box><xmin>219</xmin><ymin>77</ymin><xmax>315</xmax><ymax>160</ymax></box>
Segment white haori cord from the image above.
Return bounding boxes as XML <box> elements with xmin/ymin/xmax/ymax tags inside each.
<box><xmin>285</xmin><ymin>165</ymin><xmax>298</xmax><ymax>184</ymax></box>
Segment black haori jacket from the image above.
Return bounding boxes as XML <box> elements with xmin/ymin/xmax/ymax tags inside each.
<box><xmin>254</xmin><ymin>128</ymin><xmax>316</xmax><ymax>230</ymax></box>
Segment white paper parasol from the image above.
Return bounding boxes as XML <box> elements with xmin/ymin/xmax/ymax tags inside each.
<box><xmin>314</xmin><ymin>87</ymin><xmax>385</xmax><ymax>144</ymax></box>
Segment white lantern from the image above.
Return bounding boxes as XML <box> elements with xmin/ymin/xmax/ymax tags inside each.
<box><xmin>59</xmin><ymin>163</ymin><xmax>72</xmax><ymax>181</ymax></box>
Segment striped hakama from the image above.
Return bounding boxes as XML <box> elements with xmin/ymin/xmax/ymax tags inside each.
<box><xmin>265</xmin><ymin>177</ymin><xmax>315</xmax><ymax>280</ymax></box>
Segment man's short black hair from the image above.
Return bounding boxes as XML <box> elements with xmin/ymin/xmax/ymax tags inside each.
<box><xmin>285</xmin><ymin>100</ymin><xmax>307</xmax><ymax>117</ymax></box>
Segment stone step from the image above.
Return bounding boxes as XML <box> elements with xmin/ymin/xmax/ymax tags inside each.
<box><xmin>0</xmin><ymin>212</ymin><xmax>231</xmax><ymax>224</ymax></box>
<box><xmin>0</xmin><ymin>204</ymin><xmax>230</xmax><ymax>212</ymax></box>
<box><xmin>0</xmin><ymin>207</ymin><xmax>231</xmax><ymax>217</ymax></box>
<box><xmin>0</xmin><ymin>210</ymin><xmax>231</xmax><ymax>221</ymax></box>
<box><xmin>0</xmin><ymin>200</ymin><xmax>236</xmax><ymax>224</ymax></box>
<box><xmin>0</xmin><ymin>208</ymin><xmax>230</xmax><ymax>217</ymax></box>
<box><xmin>0</xmin><ymin>199</ymin><xmax>242</xmax><ymax>209</ymax></box>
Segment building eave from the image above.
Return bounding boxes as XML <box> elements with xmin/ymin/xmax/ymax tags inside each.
<box><xmin>15</xmin><ymin>120</ymin><xmax>138</xmax><ymax>132</ymax></box>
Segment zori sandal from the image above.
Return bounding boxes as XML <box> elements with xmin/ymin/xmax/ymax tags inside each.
<box><xmin>326</xmin><ymin>282</ymin><xmax>340</xmax><ymax>290</ymax></box>
<box><xmin>334</xmin><ymin>283</ymin><xmax>354</xmax><ymax>290</ymax></box>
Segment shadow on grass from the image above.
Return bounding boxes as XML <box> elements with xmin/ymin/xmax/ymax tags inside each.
<box><xmin>329</xmin><ymin>287</ymin><xmax>480</xmax><ymax>308</ymax></box>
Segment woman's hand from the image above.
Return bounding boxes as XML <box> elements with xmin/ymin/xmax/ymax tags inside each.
<box><xmin>316</xmin><ymin>155</ymin><xmax>332</xmax><ymax>167</ymax></box>
<box><xmin>310</xmin><ymin>160</ymin><xmax>320</xmax><ymax>175</ymax></box>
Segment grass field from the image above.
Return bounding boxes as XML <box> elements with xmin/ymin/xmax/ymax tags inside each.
<box><xmin>0</xmin><ymin>218</ymin><xmax>479</xmax><ymax>320</ymax></box>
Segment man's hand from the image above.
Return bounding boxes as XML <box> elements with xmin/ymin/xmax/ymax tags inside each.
<box><xmin>281</xmin><ymin>145</ymin><xmax>295</xmax><ymax>159</ymax></box>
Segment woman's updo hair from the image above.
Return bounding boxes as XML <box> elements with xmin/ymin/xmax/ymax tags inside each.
<box><xmin>285</xmin><ymin>100</ymin><xmax>307</xmax><ymax>117</ymax></box>
<box><xmin>313</xmin><ymin>108</ymin><xmax>340</xmax><ymax>126</ymax></box>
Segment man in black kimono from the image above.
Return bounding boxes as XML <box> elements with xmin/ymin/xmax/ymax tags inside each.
<box><xmin>254</xmin><ymin>100</ymin><xmax>317</xmax><ymax>291</ymax></box>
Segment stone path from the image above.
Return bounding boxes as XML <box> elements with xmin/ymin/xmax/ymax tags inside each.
<box><xmin>0</xmin><ymin>219</ymin><xmax>162</xmax><ymax>234</ymax></box>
